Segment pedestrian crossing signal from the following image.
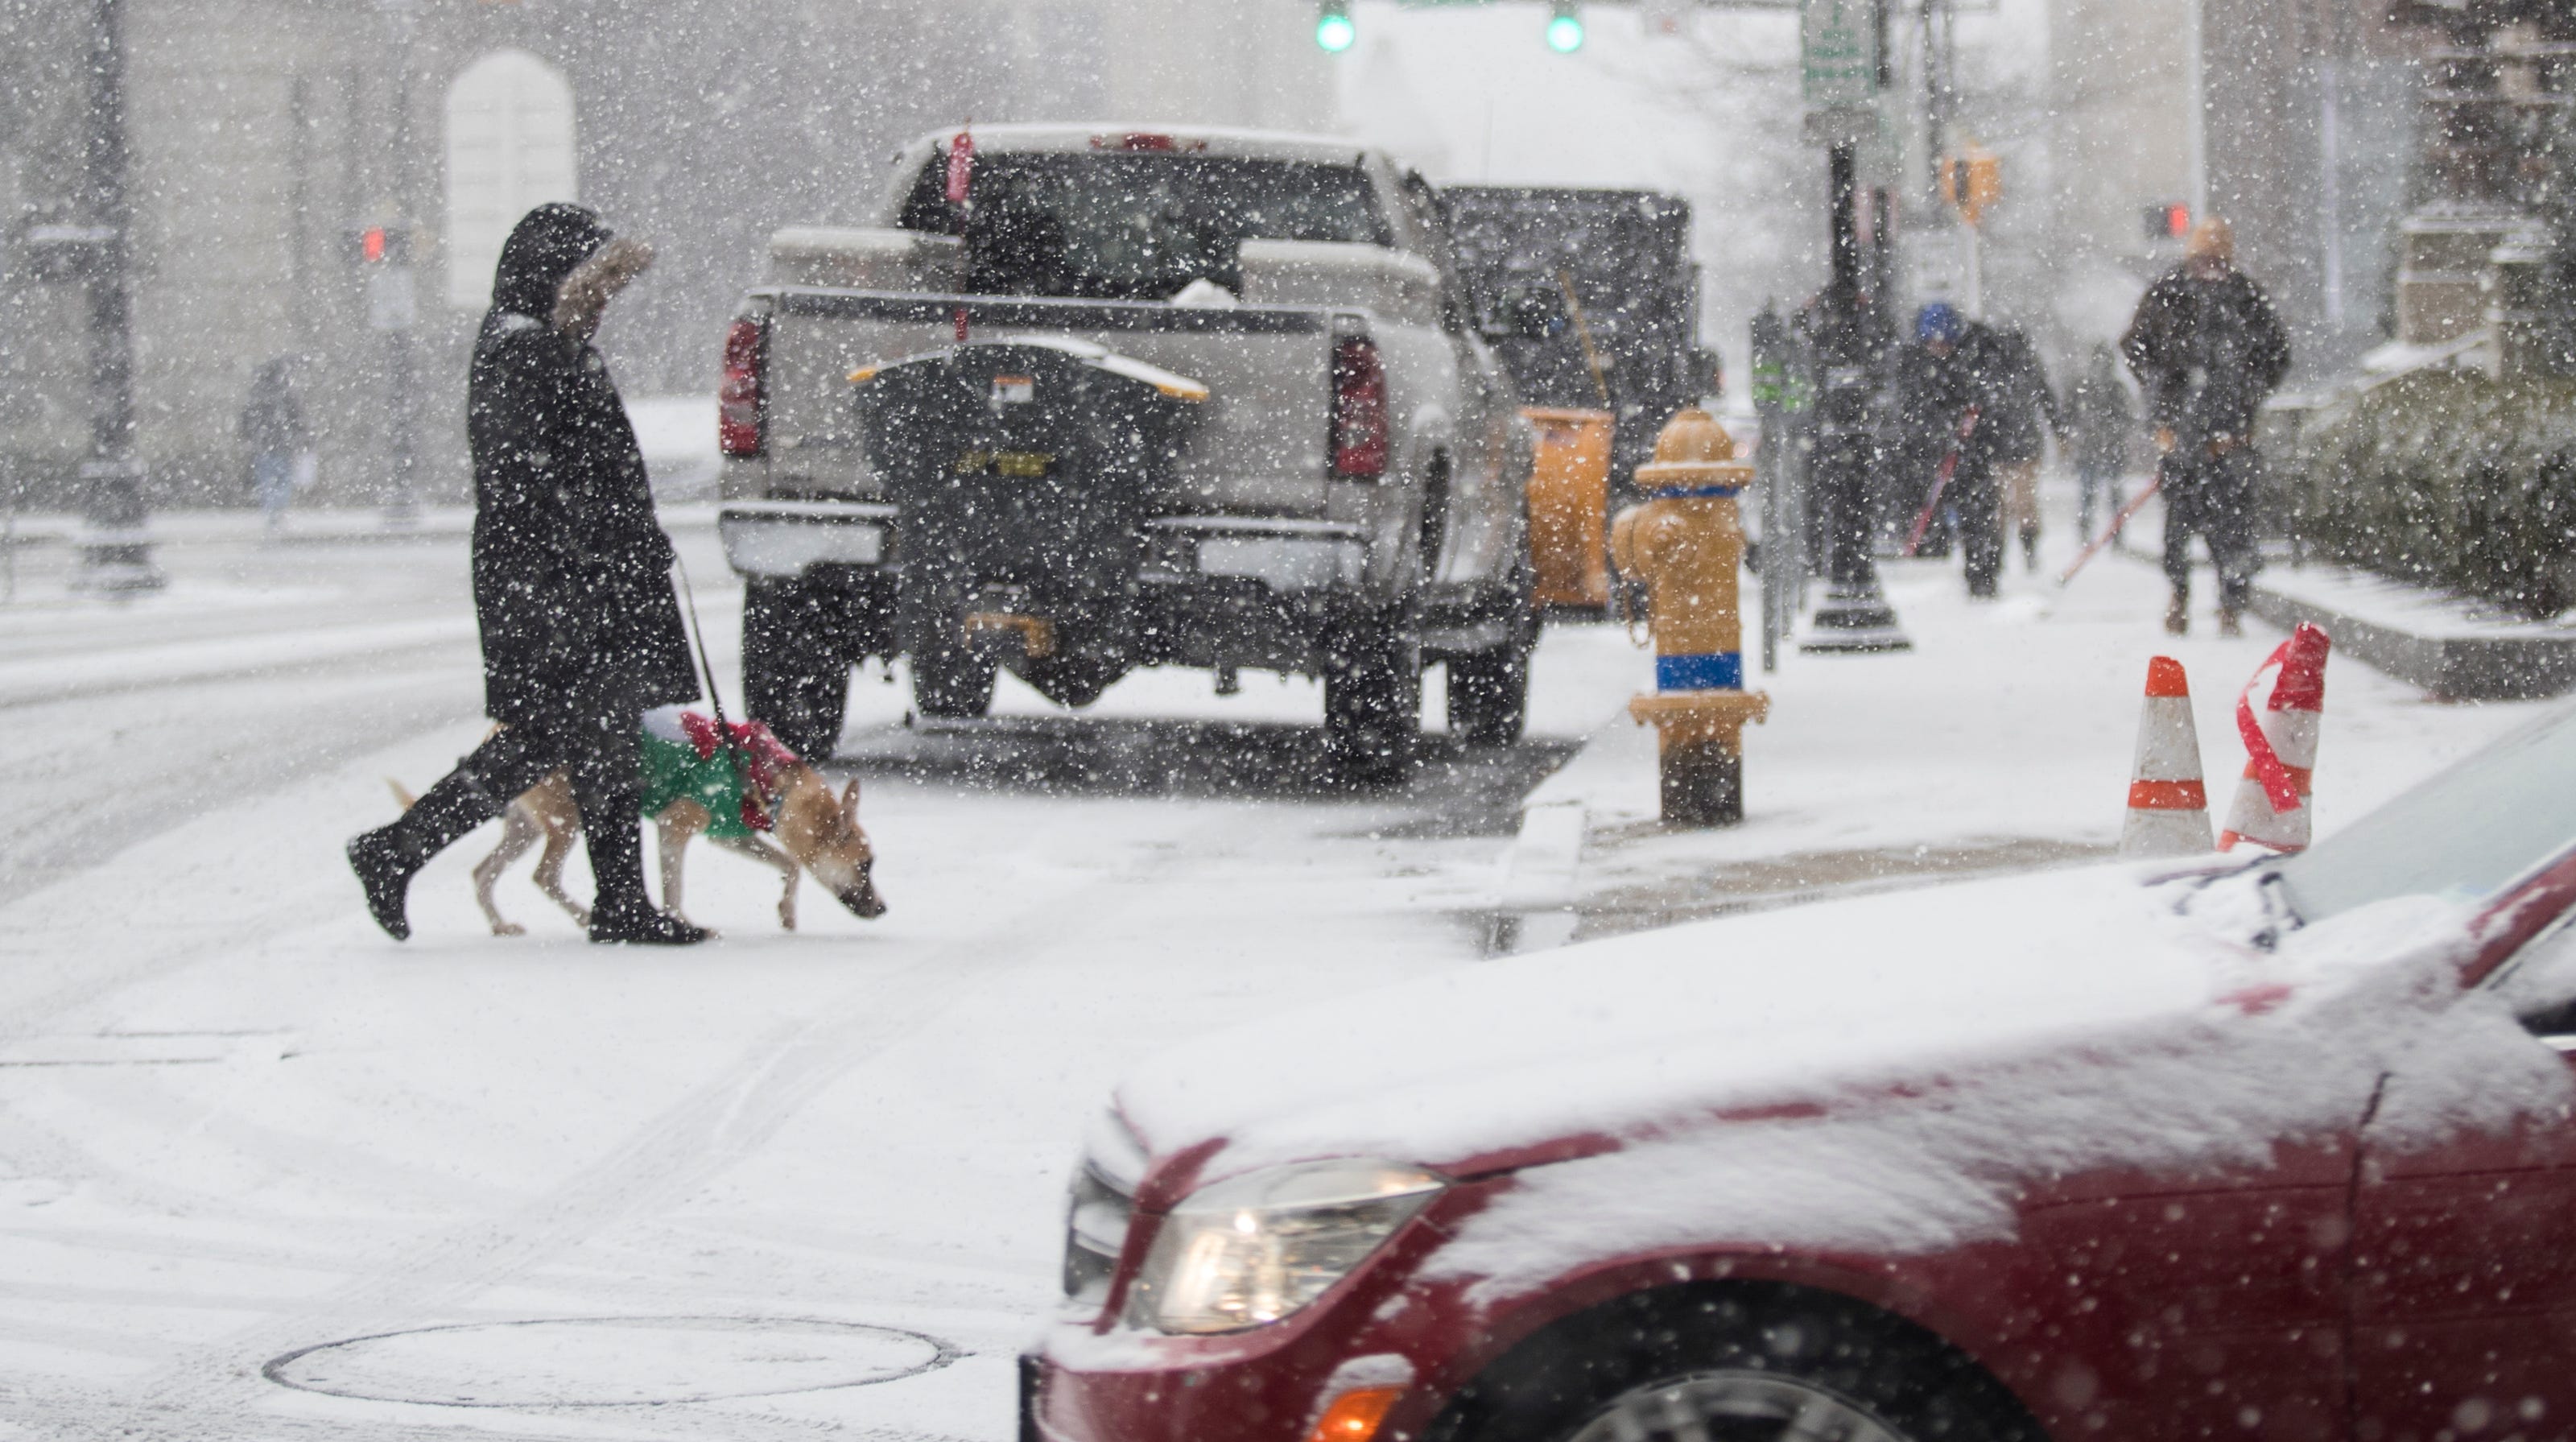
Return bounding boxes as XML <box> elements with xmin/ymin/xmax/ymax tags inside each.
<box><xmin>2144</xmin><ymin>203</ymin><xmax>2191</xmax><ymax>240</ymax></box>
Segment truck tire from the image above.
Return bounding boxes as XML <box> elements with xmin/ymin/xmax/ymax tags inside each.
<box><xmin>1324</xmin><ymin>612</ymin><xmax>1421</xmax><ymax>783</ymax></box>
<box><xmin>1449</xmin><ymin>535</ymin><xmax>1537</xmax><ymax>746</ymax></box>
<box><xmin>742</xmin><ymin>578</ymin><xmax>851</xmax><ymax>760</ymax></box>
<box><xmin>911</xmin><ymin>645</ymin><xmax>998</xmax><ymax>720</ymax></box>
<box><xmin>1447</xmin><ymin>646</ymin><xmax>1530</xmax><ymax>747</ymax></box>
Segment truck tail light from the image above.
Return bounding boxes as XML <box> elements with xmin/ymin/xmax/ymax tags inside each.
<box><xmin>719</xmin><ymin>316</ymin><xmax>769</xmax><ymax>459</ymax></box>
<box><xmin>1330</xmin><ymin>335</ymin><xmax>1389</xmax><ymax>480</ymax></box>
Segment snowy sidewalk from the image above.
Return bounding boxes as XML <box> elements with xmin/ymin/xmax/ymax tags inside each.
<box><xmin>1487</xmin><ymin>533</ymin><xmax>2553</xmax><ymax>948</ymax></box>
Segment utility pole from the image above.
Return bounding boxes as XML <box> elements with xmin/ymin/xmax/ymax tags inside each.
<box><xmin>375</xmin><ymin>0</ymin><xmax>422</xmax><ymax>526</ymax></box>
<box><xmin>71</xmin><ymin>0</ymin><xmax>161</xmax><ymax>594</ymax></box>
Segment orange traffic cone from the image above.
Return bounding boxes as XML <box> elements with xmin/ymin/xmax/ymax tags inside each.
<box><xmin>2218</xmin><ymin>622</ymin><xmax>2331</xmax><ymax>852</ymax></box>
<box><xmin>2120</xmin><ymin>655</ymin><xmax>2212</xmax><ymax>857</ymax></box>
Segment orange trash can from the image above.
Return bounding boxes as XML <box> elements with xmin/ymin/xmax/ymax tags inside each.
<box><xmin>1522</xmin><ymin>406</ymin><xmax>1614</xmax><ymax>611</ymax></box>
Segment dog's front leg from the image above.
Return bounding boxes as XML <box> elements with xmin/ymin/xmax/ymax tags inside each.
<box><xmin>712</xmin><ymin>833</ymin><xmax>801</xmax><ymax>930</ymax></box>
<box><xmin>524</xmin><ymin>776</ymin><xmax>588</xmax><ymax>928</ymax></box>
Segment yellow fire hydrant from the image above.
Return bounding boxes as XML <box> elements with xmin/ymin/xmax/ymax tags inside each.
<box><xmin>1611</xmin><ymin>407</ymin><xmax>1770</xmax><ymax>825</ymax></box>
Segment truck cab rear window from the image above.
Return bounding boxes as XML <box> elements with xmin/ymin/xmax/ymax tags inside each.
<box><xmin>897</xmin><ymin>151</ymin><xmax>1390</xmax><ymax>301</ymax></box>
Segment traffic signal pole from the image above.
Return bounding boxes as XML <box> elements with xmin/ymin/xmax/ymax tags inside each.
<box><xmin>1797</xmin><ymin>138</ymin><xmax>1908</xmax><ymax>654</ymax></box>
<box><xmin>378</xmin><ymin>0</ymin><xmax>421</xmax><ymax>526</ymax></box>
<box><xmin>72</xmin><ymin>0</ymin><xmax>161</xmax><ymax>595</ymax></box>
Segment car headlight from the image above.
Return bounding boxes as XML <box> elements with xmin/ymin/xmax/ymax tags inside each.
<box><xmin>1129</xmin><ymin>1159</ymin><xmax>1445</xmax><ymax>1335</ymax></box>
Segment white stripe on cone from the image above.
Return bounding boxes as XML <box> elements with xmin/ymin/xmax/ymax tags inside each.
<box><xmin>2219</xmin><ymin>623</ymin><xmax>2330</xmax><ymax>852</ymax></box>
<box><xmin>2120</xmin><ymin>663</ymin><xmax>2212</xmax><ymax>857</ymax></box>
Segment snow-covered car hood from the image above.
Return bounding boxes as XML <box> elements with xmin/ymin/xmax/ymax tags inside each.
<box><xmin>1117</xmin><ymin>864</ymin><xmax>2232</xmax><ymax>1179</ymax></box>
<box><xmin>1113</xmin><ymin>861</ymin><xmax>2561</xmax><ymax>1278</ymax></box>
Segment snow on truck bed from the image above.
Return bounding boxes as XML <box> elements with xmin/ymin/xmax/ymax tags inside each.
<box><xmin>1113</xmin><ymin>863</ymin><xmax>2570</xmax><ymax>1297</ymax></box>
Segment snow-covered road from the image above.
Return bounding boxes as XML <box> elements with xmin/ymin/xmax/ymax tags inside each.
<box><xmin>0</xmin><ymin>499</ymin><xmax>2551</xmax><ymax>1440</ymax></box>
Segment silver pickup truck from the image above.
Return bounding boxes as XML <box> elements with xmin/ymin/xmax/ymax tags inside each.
<box><xmin>714</xmin><ymin>124</ymin><xmax>1535</xmax><ymax>778</ymax></box>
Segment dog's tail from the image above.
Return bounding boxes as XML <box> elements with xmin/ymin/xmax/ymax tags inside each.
<box><xmin>386</xmin><ymin>779</ymin><xmax>419</xmax><ymax>812</ymax></box>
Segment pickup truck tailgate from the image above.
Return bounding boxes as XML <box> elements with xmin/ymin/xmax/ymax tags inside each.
<box><xmin>762</xmin><ymin>290</ymin><xmax>1338</xmax><ymax>517</ymax></box>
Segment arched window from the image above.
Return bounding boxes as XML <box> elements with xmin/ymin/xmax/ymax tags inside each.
<box><xmin>444</xmin><ymin>50</ymin><xmax>577</xmax><ymax>308</ymax></box>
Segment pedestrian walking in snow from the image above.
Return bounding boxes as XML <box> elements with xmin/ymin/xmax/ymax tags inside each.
<box><xmin>1882</xmin><ymin>302</ymin><xmax>2008</xmax><ymax>596</ymax></box>
<box><xmin>2064</xmin><ymin>343</ymin><xmax>2134</xmax><ymax>547</ymax></box>
<box><xmin>2120</xmin><ymin>218</ymin><xmax>2290</xmax><ymax>637</ymax></box>
<box><xmin>238</xmin><ymin>357</ymin><xmax>311</xmax><ymax>534</ymax></box>
<box><xmin>347</xmin><ymin>203</ymin><xmax>707</xmax><ymax>945</ymax></box>
<box><xmin>1984</xmin><ymin>326</ymin><xmax>2057</xmax><ymax>573</ymax></box>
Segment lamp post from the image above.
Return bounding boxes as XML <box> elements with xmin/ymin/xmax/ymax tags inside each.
<box><xmin>375</xmin><ymin>0</ymin><xmax>422</xmax><ymax>527</ymax></box>
<box><xmin>70</xmin><ymin>0</ymin><xmax>161</xmax><ymax>595</ymax></box>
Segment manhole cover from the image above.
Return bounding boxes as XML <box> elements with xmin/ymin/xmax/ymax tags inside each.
<box><xmin>263</xmin><ymin>1315</ymin><xmax>957</xmax><ymax>1407</ymax></box>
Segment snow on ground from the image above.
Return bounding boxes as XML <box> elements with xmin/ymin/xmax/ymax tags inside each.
<box><xmin>0</xmin><ymin>475</ymin><xmax>2555</xmax><ymax>1439</ymax></box>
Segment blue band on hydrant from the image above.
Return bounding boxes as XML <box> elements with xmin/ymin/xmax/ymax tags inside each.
<box><xmin>1657</xmin><ymin>651</ymin><xmax>1743</xmax><ymax>691</ymax></box>
<box><xmin>1647</xmin><ymin>485</ymin><xmax>1741</xmax><ymax>499</ymax></box>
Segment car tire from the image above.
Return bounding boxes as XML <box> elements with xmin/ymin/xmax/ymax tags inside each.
<box><xmin>1323</xmin><ymin>610</ymin><xmax>1422</xmax><ymax>784</ymax></box>
<box><xmin>1435</xmin><ymin>1283</ymin><xmax>2040</xmax><ymax>1442</ymax></box>
<box><xmin>742</xmin><ymin>577</ymin><xmax>852</xmax><ymax>760</ymax></box>
<box><xmin>912</xmin><ymin>644</ymin><xmax>998</xmax><ymax>720</ymax></box>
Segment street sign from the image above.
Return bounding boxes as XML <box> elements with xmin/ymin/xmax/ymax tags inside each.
<box><xmin>1800</xmin><ymin>0</ymin><xmax>1877</xmax><ymax>109</ymax></box>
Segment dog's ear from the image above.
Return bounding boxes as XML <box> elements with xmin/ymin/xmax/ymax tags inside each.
<box><xmin>840</xmin><ymin>778</ymin><xmax>861</xmax><ymax>825</ymax></box>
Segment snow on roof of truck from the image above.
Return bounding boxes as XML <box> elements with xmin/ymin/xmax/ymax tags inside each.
<box><xmin>891</xmin><ymin>124</ymin><xmax>1379</xmax><ymax>168</ymax></box>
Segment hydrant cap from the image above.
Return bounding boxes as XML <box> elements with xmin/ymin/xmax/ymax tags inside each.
<box><xmin>1634</xmin><ymin>407</ymin><xmax>1752</xmax><ymax>490</ymax></box>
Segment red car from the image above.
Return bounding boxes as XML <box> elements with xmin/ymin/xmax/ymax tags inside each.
<box><xmin>1030</xmin><ymin>703</ymin><xmax>2576</xmax><ymax>1442</ymax></box>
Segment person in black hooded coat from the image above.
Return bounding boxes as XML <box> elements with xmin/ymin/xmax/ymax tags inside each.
<box><xmin>347</xmin><ymin>203</ymin><xmax>705</xmax><ymax>945</ymax></box>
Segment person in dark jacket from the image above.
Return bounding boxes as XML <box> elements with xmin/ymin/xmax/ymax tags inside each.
<box><xmin>1984</xmin><ymin>327</ymin><xmax>2058</xmax><ymax>572</ymax></box>
<box><xmin>2063</xmin><ymin>343</ymin><xmax>2135</xmax><ymax>545</ymax></box>
<box><xmin>1881</xmin><ymin>302</ymin><xmax>2010</xmax><ymax>595</ymax></box>
<box><xmin>2120</xmin><ymin>217</ymin><xmax>2290</xmax><ymax>636</ymax></box>
<box><xmin>346</xmin><ymin>203</ymin><xmax>705</xmax><ymax>945</ymax></box>
<box><xmin>238</xmin><ymin>357</ymin><xmax>310</xmax><ymax>532</ymax></box>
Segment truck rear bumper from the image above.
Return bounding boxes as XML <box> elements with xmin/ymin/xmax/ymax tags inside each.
<box><xmin>719</xmin><ymin>499</ymin><xmax>898</xmax><ymax>577</ymax></box>
<box><xmin>1143</xmin><ymin>516</ymin><xmax>1365</xmax><ymax>594</ymax></box>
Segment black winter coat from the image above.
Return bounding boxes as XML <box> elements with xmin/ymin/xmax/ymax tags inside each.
<box><xmin>2119</xmin><ymin>264</ymin><xmax>2290</xmax><ymax>447</ymax></box>
<box><xmin>467</xmin><ymin>205</ymin><xmax>696</xmax><ymax>730</ymax></box>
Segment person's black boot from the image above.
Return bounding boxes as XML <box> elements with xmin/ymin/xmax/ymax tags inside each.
<box><xmin>577</xmin><ymin>800</ymin><xmax>708</xmax><ymax>945</ymax></box>
<box><xmin>589</xmin><ymin>899</ymin><xmax>712</xmax><ymax>945</ymax></box>
<box><xmin>347</xmin><ymin>829</ymin><xmax>420</xmax><ymax>940</ymax></box>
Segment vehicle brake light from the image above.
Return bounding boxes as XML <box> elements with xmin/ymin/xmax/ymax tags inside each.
<box><xmin>1091</xmin><ymin>132</ymin><xmax>1203</xmax><ymax>152</ymax></box>
<box><xmin>1331</xmin><ymin>336</ymin><xmax>1389</xmax><ymax>480</ymax></box>
<box><xmin>719</xmin><ymin>316</ymin><xmax>768</xmax><ymax>459</ymax></box>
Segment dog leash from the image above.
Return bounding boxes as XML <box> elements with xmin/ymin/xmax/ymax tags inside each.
<box><xmin>672</xmin><ymin>553</ymin><xmax>768</xmax><ymax>827</ymax></box>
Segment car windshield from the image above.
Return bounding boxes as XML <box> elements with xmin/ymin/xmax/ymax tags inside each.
<box><xmin>2271</xmin><ymin>701</ymin><xmax>2576</xmax><ymax>923</ymax></box>
<box><xmin>898</xmin><ymin>151</ymin><xmax>1389</xmax><ymax>301</ymax></box>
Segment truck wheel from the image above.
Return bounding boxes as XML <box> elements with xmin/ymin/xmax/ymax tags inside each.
<box><xmin>912</xmin><ymin>645</ymin><xmax>998</xmax><ymax>720</ymax></box>
<box><xmin>1324</xmin><ymin>614</ymin><xmax>1421</xmax><ymax>783</ymax></box>
<box><xmin>742</xmin><ymin>579</ymin><xmax>851</xmax><ymax>760</ymax></box>
<box><xmin>1450</xmin><ymin>525</ymin><xmax>1538</xmax><ymax>746</ymax></box>
<box><xmin>1447</xmin><ymin>645</ymin><xmax>1530</xmax><ymax>747</ymax></box>
<box><xmin>1438</xmin><ymin>1284</ymin><xmax>2039</xmax><ymax>1442</ymax></box>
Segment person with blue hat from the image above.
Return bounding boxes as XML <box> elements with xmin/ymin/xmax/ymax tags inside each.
<box><xmin>1880</xmin><ymin>300</ymin><xmax>2008</xmax><ymax>594</ymax></box>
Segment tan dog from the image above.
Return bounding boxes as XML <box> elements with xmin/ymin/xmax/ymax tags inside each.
<box><xmin>394</xmin><ymin>721</ymin><xmax>886</xmax><ymax>936</ymax></box>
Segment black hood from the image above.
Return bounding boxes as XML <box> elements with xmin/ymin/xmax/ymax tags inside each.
<box><xmin>490</xmin><ymin>203</ymin><xmax>611</xmax><ymax>319</ymax></box>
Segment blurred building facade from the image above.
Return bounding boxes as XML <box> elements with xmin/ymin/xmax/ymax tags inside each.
<box><xmin>0</xmin><ymin>0</ymin><xmax>1334</xmax><ymax>510</ymax></box>
<box><xmin>2043</xmin><ymin>0</ymin><xmax>2420</xmax><ymax>380</ymax></box>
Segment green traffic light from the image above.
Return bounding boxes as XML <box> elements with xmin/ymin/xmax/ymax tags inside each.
<box><xmin>1316</xmin><ymin>10</ymin><xmax>1356</xmax><ymax>51</ymax></box>
<box><xmin>1545</xmin><ymin>12</ymin><xmax>1583</xmax><ymax>52</ymax></box>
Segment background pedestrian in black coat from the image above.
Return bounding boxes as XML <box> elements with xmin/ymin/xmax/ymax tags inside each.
<box><xmin>2120</xmin><ymin>217</ymin><xmax>2290</xmax><ymax>636</ymax></box>
<box><xmin>2063</xmin><ymin>343</ymin><xmax>2135</xmax><ymax>544</ymax></box>
<box><xmin>348</xmin><ymin>202</ymin><xmax>706</xmax><ymax>945</ymax></box>
<box><xmin>1881</xmin><ymin>303</ymin><xmax>2012</xmax><ymax>595</ymax></box>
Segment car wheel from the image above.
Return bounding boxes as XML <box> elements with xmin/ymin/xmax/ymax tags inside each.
<box><xmin>912</xmin><ymin>644</ymin><xmax>998</xmax><ymax>720</ymax></box>
<box><xmin>1438</xmin><ymin>1284</ymin><xmax>2039</xmax><ymax>1442</ymax></box>
<box><xmin>742</xmin><ymin>578</ymin><xmax>852</xmax><ymax>760</ymax></box>
<box><xmin>1323</xmin><ymin>610</ymin><xmax>1422</xmax><ymax>784</ymax></box>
